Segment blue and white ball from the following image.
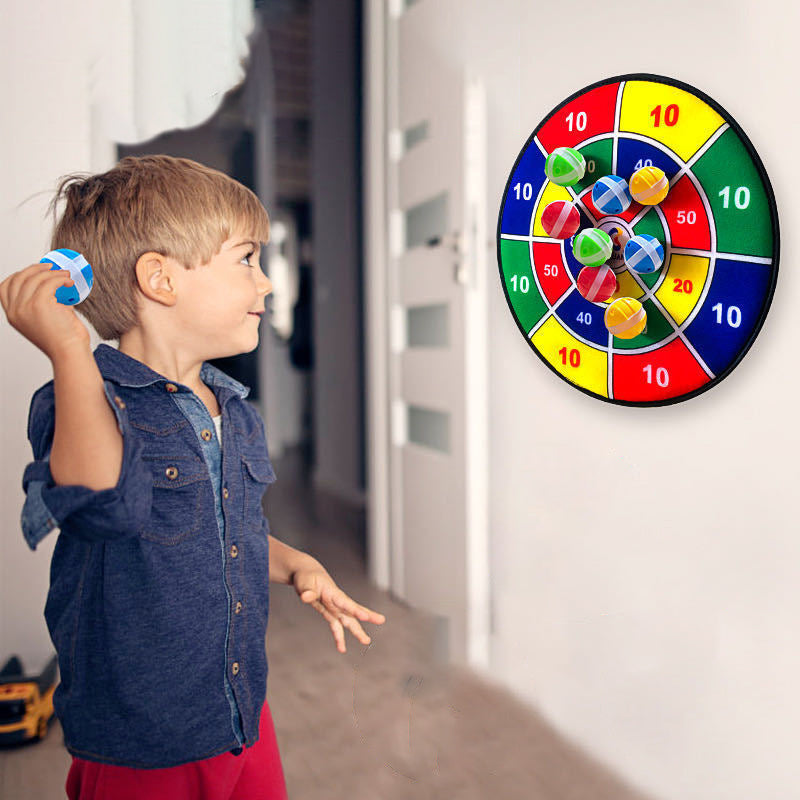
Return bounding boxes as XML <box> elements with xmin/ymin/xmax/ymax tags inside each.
<box><xmin>591</xmin><ymin>175</ymin><xmax>632</xmax><ymax>215</ymax></box>
<box><xmin>40</xmin><ymin>249</ymin><xmax>94</xmax><ymax>305</ymax></box>
<box><xmin>623</xmin><ymin>234</ymin><xmax>664</xmax><ymax>274</ymax></box>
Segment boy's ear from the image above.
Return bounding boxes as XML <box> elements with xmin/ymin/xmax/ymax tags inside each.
<box><xmin>135</xmin><ymin>252</ymin><xmax>177</xmax><ymax>307</ymax></box>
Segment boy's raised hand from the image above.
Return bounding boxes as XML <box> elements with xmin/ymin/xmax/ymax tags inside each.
<box><xmin>292</xmin><ymin>559</ymin><xmax>386</xmax><ymax>653</ymax></box>
<box><xmin>0</xmin><ymin>263</ymin><xmax>90</xmax><ymax>360</ymax></box>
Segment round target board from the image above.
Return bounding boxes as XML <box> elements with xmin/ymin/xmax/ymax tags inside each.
<box><xmin>497</xmin><ymin>74</ymin><xmax>779</xmax><ymax>406</ymax></box>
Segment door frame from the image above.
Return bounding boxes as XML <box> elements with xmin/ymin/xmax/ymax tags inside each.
<box><xmin>364</xmin><ymin>0</ymin><xmax>393</xmax><ymax>595</ymax></box>
<box><xmin>362</xmin><ymin>0</ymin><xmax>491</xmax><ymax>670</ymax></box>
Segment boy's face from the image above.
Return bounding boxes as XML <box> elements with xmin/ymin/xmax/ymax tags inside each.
<box><xmin>169</xmin><ymin>233</ymin><xmax>273</xmax><ymax>359</ymax></box>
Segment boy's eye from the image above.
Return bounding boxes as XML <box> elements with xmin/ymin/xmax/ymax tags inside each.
<box><xmin>240</xmin><ymin>249</ymin><xmax>255</xmax><ymax>266</ymax></box>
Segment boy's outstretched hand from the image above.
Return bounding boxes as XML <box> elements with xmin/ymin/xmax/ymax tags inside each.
<box><xmin>291</xmin><ymin>560</ymin><xmax>386</xmax><ymax>653</ymax></box>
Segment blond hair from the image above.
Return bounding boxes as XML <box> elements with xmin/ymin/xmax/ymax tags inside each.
<box><xmin>46</xmin><ymin>155</ymin><xmax>270</xmax><ymax>342</ymax></box>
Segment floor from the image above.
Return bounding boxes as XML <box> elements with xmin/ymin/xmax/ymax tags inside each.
<box><xmin>0</xmin><ymin>445</ymin><xmax>654</xmax><ymax>800</ymax></box>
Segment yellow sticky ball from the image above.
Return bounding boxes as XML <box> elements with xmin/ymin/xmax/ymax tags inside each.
<box><xmin>604</xmin><ymin>297</ymin><xmax>646</xmax><ymax>339</ymax></box>
<box><xmin>629</xmin><ymin>166</ymin><xmax>669</xmax><ymax>206</ymax></box>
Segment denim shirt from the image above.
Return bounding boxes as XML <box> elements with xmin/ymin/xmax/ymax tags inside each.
<box><xmin>20</xmin><ymin>343</ymin><xmax>277</xmax><ymax>769</ymax></box>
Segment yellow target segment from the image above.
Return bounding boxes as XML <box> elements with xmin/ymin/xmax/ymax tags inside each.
<box><xmin>533</xmin><ymin>182</ymin><xmax>573</xmax><ymax>237</ymax></box>
<box><xmin>655</xmin><ymin>255</ymin><xmax>710</xmax><ymax>325</ymax></box>
<box><xmin>531</xmin><ymin>316</ymin><xmax>608</xmax><ymax>397</ymax></box>
<box><xmin>619</xmin><ymin>81</ymin><xmax>725</xmax><ymax>162</ymax></box>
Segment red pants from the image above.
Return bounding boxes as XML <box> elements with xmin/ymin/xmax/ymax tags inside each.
<box><xmin>66</xmin><ymin>699</ymin><xmax>288</xmax><ymax>800</ymax></box>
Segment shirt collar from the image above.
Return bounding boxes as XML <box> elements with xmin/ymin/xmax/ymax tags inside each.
<box><xmin>93</xmin><ymin>343</ymin><xmax>251</xmax><ymax>400</ymax></box>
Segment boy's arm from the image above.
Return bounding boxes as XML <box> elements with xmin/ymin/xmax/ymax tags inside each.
<box><xmin>20</xmin><ymin>347</ymin><xmax>154</xmax><ymax>551</ymax></box>
<box><xmin>268</xmin><ymin>534</ymin><xmax>318</xmax><ymax>585</ymax></box>
<box><xmin>50</xmin><ymin>343</ymin><xmax>123</xmax><ymax>490</ymax></box>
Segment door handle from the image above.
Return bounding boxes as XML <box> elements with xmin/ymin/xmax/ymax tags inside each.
<box><xmin>426</xmin><ymin>231</ymin><xmax>465</xmax><ymax>285</ymax></box>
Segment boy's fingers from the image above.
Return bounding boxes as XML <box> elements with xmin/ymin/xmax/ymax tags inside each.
<box><xmin>343</xmin><ymin>617</ymin><xmax>371</xmax><ymax>644</ymax></box>
<box><xmin>310</xmin><ymin>599</ymin><xmax>347</xmax><ymax>651</ymax></box>
<box><xmin>308</xmin><ymin>597</ymin><xmax>375</xmax><ymax>652</ymax></box>
<box><xmin>330</xmin><ymin>593</ymin><xmax>385</xmax><ymax>624</ymax></box>
<box><xmin>13</xmin><ymin>266</ymin><xmax>74</xmax><ymax>309</ymax></box>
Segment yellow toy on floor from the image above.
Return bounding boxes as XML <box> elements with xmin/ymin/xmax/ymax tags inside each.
<box><xmin>0</xmin><ymin>654</ymin><xmax>57</xmax><ymax>746</ymax></box>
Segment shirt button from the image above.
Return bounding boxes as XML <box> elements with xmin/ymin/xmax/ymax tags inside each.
<box><xmin>232</xmin><ymin>662</ymin><xmax>240</xmax><ymax>676</ymax></box>
<box><xmin>165</xmin><ymin>466</ymin><xmax>179</xmax><ymax>480</ymax></box>
<box><xmin>235</xmin><ymin>601</ymin><xmax>242</xmax><ymax>614</ymax></box>
<box><xmin>230</xmin><ymin>544</ymin><xmax>238</xmax><ymax>558</ymax></box>
<box><xmin>201</xmin><ymin>429</ymin><xmax>212</xmax><ymax>441</ymax></box>
<box><xmin>223</xmin><ymin>487</ymin><xmax>229</xmax><ymax>499</ymax></box>
<box><xmin>165</xmin><ymin>383</ymin><xmax>178</xmax><ymax>393</ymax></box>
<box><xmin>113</xmin><ymin>396</ymin><xmax>126</xmax><ymax>409</ymax></box>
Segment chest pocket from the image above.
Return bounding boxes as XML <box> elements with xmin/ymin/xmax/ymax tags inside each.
<box><xmin>241</xmin><ymin>454</ymin><xmax>276</xmax><ymax>533</ymax></box>
<box><xmin>140</xmin><ymin>455</ymin><xmax>208</xmax><ymax>545</ymax></box>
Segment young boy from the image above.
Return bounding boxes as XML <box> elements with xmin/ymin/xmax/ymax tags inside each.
<box><xmin>0</xmin><ymin>155</ymin><xmax>385</xmax><ymax>799</ymax></box>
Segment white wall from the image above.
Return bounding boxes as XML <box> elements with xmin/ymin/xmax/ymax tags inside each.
<box><xmin>389</xmin><ymin>1</ymin><xmax>798</xmax><ymax>799</ymax></box>
<box><xmin>0</xmin><ymin>4</ymin><xmax>114</xmax><ymax>670</ymax></box>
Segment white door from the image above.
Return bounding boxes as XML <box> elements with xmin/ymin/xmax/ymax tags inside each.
<box><xmin>381</xmin><ymin>0</ymin><xmax>489</xmax><ymax>668</ymax></box>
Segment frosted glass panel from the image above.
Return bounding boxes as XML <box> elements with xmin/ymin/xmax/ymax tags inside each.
<box><xmin>405</xmin><ymin>192</ymin><xmax>448</xmax><ymax>250</ymax></box>
<box><xmin>407</xmin><ymin>304</ymin><xmax>448</xmax><ymax>347</ymax></box>
<box><xmin>403</xmin><ymin>120</ymin><xmax>429</xmax><ymax>152</ymax></box>
<box><xmin>408</xmin><ymin>405</ymin><xmax>450</xmax><ymax>453</ymax></box>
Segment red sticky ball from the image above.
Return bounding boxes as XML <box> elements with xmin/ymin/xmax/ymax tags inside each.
<box><xmin>541</xmin><ymin>200</ymin><xmax>580</xmax><ymax>239</ymax></box>
<box><xmin>576</xmin><ymin>265</ymin><xmax>617</xmax><ymax>303</ymax></box>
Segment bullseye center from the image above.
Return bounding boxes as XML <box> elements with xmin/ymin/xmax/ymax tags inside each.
<box><xmin>597</xmin><ymin>218</ymin><xmax>634</xmax><ymax>273</ymax></box>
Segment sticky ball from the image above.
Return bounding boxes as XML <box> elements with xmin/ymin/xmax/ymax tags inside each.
<box><xmin>629</xmin><ymin>166</ymin><xmax>669</xmax><ymax>205</ymax></box>
<box><xmin>591</xmin><ymin>175</ymin><xmax>632</xmax><ymax>215</ymax></box>
<box><xmin>624</xmin><ymin>234</ymin><xmax>665</xmax><ymax>274</ymax></box>
<box><xmin>541</xmin><ymin>200</ymin><xmax>581</xmax><ymax>239</ymax></box>
<box><xmin>572</xmin><ymin>228</ymin><xmax>613</xmax><ymax>267</ymax></box>
<box><xmin>604</xmin><ymin>297</ymin><xmax>647</xmax><ymax>339</ymax></box>
<box><xmin>544</xmin><ymin>147</ymin><xmax>586</xmax><ymax>187</ymax></box>
<box><xmin>40</xmin><ymin>249</ymin><xmax>93</xmax><ymax>305</ymax></box>
<box><xmin>576</xmin><ymin>265</ymin><xmax>617</xmax><ymax>303</ymax></box>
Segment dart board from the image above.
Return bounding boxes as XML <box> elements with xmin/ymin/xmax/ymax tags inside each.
<box><xmin>497</xmin><ymin>74</ymin><xmax>779</xmax><ymax>406</ymax></box>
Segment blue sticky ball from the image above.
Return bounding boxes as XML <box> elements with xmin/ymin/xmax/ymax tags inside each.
<box><xmin>591</xmin><ymin>175</ymin><xmax>632</xmax><ymax>215</ymax></box>
<box><xmin>40</xmin><ymin>249</ymin><xmax>94</xmax><ymax>305</ymax></box>
<box><xmin>624</xmin><ymin>234</ymin><xmax>665</xmax><ymax>274</ymax></box>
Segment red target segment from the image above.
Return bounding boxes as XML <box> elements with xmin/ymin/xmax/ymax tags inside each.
<box><xmin>660</xmin><ymin>175</ymin><xmax>711</xmax><ymax>249</ymax></box>
<box><xmin>612</xmin><ymin>339</ymin><xmax>711</xmax><ymax>402</ymax></box>
<box><xmin>537</xmin><ymin>83</ymin><xmax>620</xmax><ymax>153</ymax></box>
<box><xmin>532</xmin><ymin>241</ymin><xmax>572</xmax><ymax>305</ymax></box>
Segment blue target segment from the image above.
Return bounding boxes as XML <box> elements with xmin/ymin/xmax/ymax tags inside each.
<box><xmin>616</xmin><ymin>139</ymin><xmax>681</xmax><ymax>182</ymax></box>
<box><xmin>555</xmin><ymin>289</ymin><xmax>609</xmax><ymax>346</ymax></box>
<box><xmin>500</xmin><ymin>146</ymin><xmax>546</xmax><ymax>235</ymax></box>
<box><xmin>683</xmin><ymin>258</ymin><xmax>773</xmax><ymax>375</ymax></box>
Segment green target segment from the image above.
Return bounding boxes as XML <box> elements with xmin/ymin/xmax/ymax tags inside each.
<box><xmin>692</xmin><ymin>127</ymin><xmax>773</xmax><ymax>257</ymax></box>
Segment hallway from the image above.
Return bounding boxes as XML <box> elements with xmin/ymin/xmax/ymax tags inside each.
<box><xmin>0</xmin><ymin>446</ymin><xmax>652</xmax><ymax>800</ymax></box>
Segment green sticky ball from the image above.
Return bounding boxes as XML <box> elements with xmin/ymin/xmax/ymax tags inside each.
<box><xmin>572</xmin><ymin>228</ymin><xmax>613</xmax><ymax>267</ymax></box>
<box><xmin>544</xmin><ymin>147</ymin><xmax>586</xmax><ymax>187</ymax></box>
